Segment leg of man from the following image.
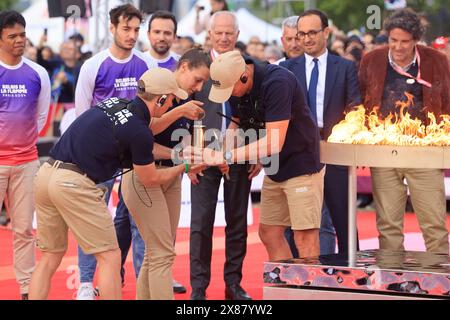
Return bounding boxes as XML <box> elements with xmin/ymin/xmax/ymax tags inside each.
<box><xmin>49</xmin><ymin>167</ymin><xmax>120</xmax><ymax>300</ymax></box>
<box><xmin>7</xmin><ymin>160</ymin><xmax>40</xmax><ymax>295</ymax></box>
<box><xmin>324</xmin><ymin>164</ymin><xmax>351</xmax><ymax>254</ymax></box>
<box><xmin>77</xmin><ymin>248</ymin><xmax>97</xmax><ymax>283</ymax></box>
<box><xmin>319</xmin><ymin>203</ymin><xmax>336</xmax><ymax>255</ymax></box>
<box><xmin>190</xmin><ymin>167</ymin><xmax>222</xmax><ymax>291</ymax></box>
<box><xmin>129</xmin><ymin>214</ymin><xmax>145</xmax><ymax>278</ymax></box>
<box><xmin>76</xmin><ymin>178</ymin><xmax>114</xmax><ymax>287</ymax></box>
<box><xmin>223</xmin><ymin>164</ymin><xmax>251</xmax><ymax>286</ymax></box>
<box><xmin>259</xmin><ymin>224</ymin><xmax>293</xmax><ymax>261</ymax></box>
<box><xmin>287</xmin><ymin>169</ymin><xmax>325</xmax><ymax>258</ymax></box>
<box><xmin>93</xmin><ymin>249</ymin><xmax>122</xmax><ymax>300</ymax></box>
<box><xmin>259</xmin><ymin>176</ymin><xmax>292</xmax><ymax>261</ymax></box>
<box><xmin>29</xmin><ymin>251</ymin><xmax>65</xmax><ymax>299</ymax></box>
<box><xmin>371</xmin><ymin>168</ymin><xmax>408</xmax><ymax>251</ymax></box>
<box><xmin>122</xmin><ymin>171</ymin><xmax>175</xmax><ymax>300</ymax></box>
<box><xmin>405</xmin><ymin>169</ymin><xmax>449</xmax><ymax>254</ymax></box>
<box><xmin>284</xmin><ymin>227</ymin><xmax>299</xmax><ymax>258</ymax></box>
<box><xmin>294</xmin><ymin>229</ymin><xmax>320</xmax><ymax>258</ymax></box>
<box><xmin>30</xmin><ymin>162</ymin><xmax>69</xmax><ymax>300</ymax></box>
<box><xmin>285</xmin><ymin>204</ymin><xmax>336</xmax><ymax>257</ymax></box>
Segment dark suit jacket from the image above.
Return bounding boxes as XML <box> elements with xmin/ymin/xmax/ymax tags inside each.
<box><xmin>280</xmin><ymin>53</ymin><xmax>361</xmax><ymax>139</ymax></box>
<box><xmin>359</xmin><ymin>45</ymin><xmax>450</xmax><ymax>116</ymax></box>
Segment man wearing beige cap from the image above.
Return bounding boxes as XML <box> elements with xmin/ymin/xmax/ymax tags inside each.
<box><xmin>188</xmin><ymin>10</ymin><xmax>256</xmax><ymax>301</ymax></box>
<box><xmin>29</xmin><ymin>68</ymin><xmax>204</xmax><ymax>300</ymax></box>
<box><xmin>199</xmin><ymin>50</ymin><xmax>325</xmax><ymax>260</ymax></box>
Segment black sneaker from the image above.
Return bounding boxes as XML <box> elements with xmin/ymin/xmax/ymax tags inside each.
<box><xmin>225</xmin><ymin>284</ymin><xmax>252</xmax><ymax>300</ymax></box>
<box><xmin>190</xmin><ymin>288</ymin><xmax>206</xmax><ymax>300</ymax></box>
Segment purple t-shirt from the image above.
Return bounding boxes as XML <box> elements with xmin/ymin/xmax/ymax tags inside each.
<box><xmin>0</xmin><ymin>57</ymin><xmax>50</xmax><ymax>165</ymax></box>
<box><xmin>75</xmin><ymin>49</ymin><xmax>156</xmax><ymax>116</ymax></box>
<box><xmin>144</xmin><ymin>51</ymin><xmax>180</xmax><ymax>72</ymax></box>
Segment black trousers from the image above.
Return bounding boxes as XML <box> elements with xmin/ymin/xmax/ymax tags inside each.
<box><xmin>190</xmin><ymin>164</ymin><xmax>252</xmax><ymax>289</ymax></box>
<box><xmin>324</xmin><ymin>164</ymin><xmax>359</xmax><ymax>253</ymax></box>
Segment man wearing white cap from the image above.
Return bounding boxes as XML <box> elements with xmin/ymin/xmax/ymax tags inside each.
<box><xmin>199</xmin><ymin>50</ymin><xmax>325</xmax><ymax>260</ymax></box>
<box><xmin>29</xmin><ymin>68</ymin><xmax>204</xmax><ymax>300</ymax></box>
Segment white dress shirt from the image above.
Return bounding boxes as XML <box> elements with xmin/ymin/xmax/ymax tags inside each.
<box><xmin>305</xmin><ymin>50</ymin><xmax>328</xmax><ymax>128</ymax></box>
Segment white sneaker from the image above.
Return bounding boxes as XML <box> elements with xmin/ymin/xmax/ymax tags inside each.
<box><xmin>172</xmin><ymin>279</ymin><xmax>187</xmax><ymax>294</ymax></box>
<box><xmin>76</xmin><ymin>282</ymin><xmax>98</xmax><ymax>300</ymax></box>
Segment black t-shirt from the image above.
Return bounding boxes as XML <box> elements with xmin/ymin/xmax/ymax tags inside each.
<box><xmin>50</xmin><ymin>97</ymin><xmax>155</xmax><ymax>183</ymax></box>
<box><xmin>381</xmin><ymin>62</ymin><xmax>424</xmax><ymax>122</ymax></box>
<box><xmin>230</xmin><ymin>60</ymin><xmax>323</xmax><ymax>182</ymax></box>
<box><xmin>154</xmin><ymin>98</ymin><xmax>193</xmax><ymax>166</ymax></box>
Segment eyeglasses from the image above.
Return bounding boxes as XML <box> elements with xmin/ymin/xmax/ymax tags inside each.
<box><xmin>297</xmin><ymin>29</ymin><xmax>323</xmax><ymax>39</ymax></box>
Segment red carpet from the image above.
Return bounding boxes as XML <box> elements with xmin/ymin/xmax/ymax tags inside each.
<box><xmin>0</xmin><ymin>209</ymin><xmax>448</xmax><ymax>300</ymax></box>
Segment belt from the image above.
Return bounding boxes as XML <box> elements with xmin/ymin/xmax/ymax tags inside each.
<box><xmin>47</xmin><ymin>158</ymin><xmax>85</xmax><ymax>176</ymax></box>
<box><xmin>155</xmin><ymin>160</ymin><xmax>174</xmax><ymax>167</ymax></box>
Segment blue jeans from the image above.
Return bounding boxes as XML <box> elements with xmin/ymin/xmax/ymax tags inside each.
<box><xmin>78</xmin><ymin>179</ymin><xmax>145</xmax><ymax>283</ymax></box>
<box><xmin>285</xmin><ymin>203</ymin><xmax>336</xmax><ymax>258</ymax></box>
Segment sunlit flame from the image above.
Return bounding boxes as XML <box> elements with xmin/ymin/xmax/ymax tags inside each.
<box><xmin>328</xmin><ymin>93</ymin><xmax>450</xmax><ymax>146</ymax></box>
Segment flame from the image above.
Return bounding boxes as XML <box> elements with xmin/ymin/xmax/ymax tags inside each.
<box><xmin>328</xmin><ymin>94</ymin><xmax>450</xmax><ymax>146</ymax></box>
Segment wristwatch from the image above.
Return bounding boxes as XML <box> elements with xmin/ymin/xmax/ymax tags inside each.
<box><xmin>223</xmin><ymin>150</ymin><xmax>233</xmax><ymax>164</ymax></box>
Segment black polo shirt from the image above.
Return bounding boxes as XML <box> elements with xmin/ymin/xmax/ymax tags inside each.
<box><xmin>50</xmin><ymin>97</ymin><xmax>155</xmax><ymax>183</ymax></box>
<box><xmin>230</xmin><ymin>58</ymin><xmax>323</xmax><ymax>182</ymax></box>
<box><xmin>154</xmin><ymin>98</ymin><xmax>194</xmax><ymax>167</ymax></box>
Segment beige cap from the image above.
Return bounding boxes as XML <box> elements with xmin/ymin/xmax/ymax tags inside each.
<box><xmin>209</xmin><ymin>50</ymin><xmax>245</xmax><ymax>103</ymax></box>
<box><xmin>138</xmin><ymin>67</ymin><xmax>188</xmax><ymax>100</ymax></box>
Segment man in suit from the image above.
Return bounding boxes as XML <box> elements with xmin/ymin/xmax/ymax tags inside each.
<box><xmin>359</xmin><ymin>9</ymin><xmax>449</xmax><ymax>254</ymax></box>
<box><xmin>188</xmin><ymin>11</ymin><xmax>258</xmax><ymax>300</ymax></box>
<box><xmin>274</xmin><ymin>15</ymin><xmax>303</xmax><ymax>65</ymax></box>
<box><xmin>281</xmin><ymin>9</ymin><xmax>361</xmax><ymax>255</ymax></box>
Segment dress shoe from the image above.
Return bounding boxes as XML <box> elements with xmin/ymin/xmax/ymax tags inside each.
<box><xmin>225</xmin><ymin>284</ymin><xmax>252</xmax><ymax>300</ymax></box>
<box><xmin>173</xmin><ymin>279</ymin><xmax>187</xmax><ymax>294</ymax></box>
<box><xmin>190</xmin><ymin>288</ymin><xmax>206</xmax><ymax>300</ymax></box>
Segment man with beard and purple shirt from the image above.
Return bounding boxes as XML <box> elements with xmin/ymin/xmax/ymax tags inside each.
<box><xmin>74</xmin><ymin>4</ymin><xmax>155</xmax><ymax>300</ymax></box>
<box><xmin>0</xmin><ymin>10</ymin><xmax>50</xmax><ymax>300</ymax></box>
<box><xmin>144</xmin><ymin>11</ymin><xmax>180</xmax><ymax>72</ymax></box>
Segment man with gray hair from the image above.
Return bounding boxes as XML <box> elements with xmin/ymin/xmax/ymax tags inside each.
<box><xmin>188</xmin><ymin>10</ymin><xmax>257</xmax><ymax>300</ymax></box>
<box><xmin>274</xmin><ymin>16</ymin><xmax>303</xmax><ymax>65</ymax></box>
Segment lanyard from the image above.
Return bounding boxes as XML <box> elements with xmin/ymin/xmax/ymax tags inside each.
<box><xmin>390</xmin><ymin>46</ymin><xmax>432</xmax><ymax>88</ymax></box>
<box><xmin>210</xmin><ymin>49</ymin><xmax>219</xmax><ymax>61</ymax></box>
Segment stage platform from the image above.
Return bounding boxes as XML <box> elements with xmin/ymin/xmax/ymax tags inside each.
<box><xmin>263</xmin><ymin>250</ymin><xmax>450</xmax><ymax>300</ymax></box>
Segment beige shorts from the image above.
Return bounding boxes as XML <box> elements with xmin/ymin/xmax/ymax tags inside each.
<box><xmin>260</xmin><ymin>167</ymin><xmax>325</xmax><ymax>230</ymax></box>
<box><xmin>34</xmin><ymin>162</ymin><xmax>118</xmax><ymax>254</ymax></box>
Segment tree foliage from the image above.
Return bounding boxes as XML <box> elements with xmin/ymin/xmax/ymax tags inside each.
<box><xmin>0</xmin><ymin>0</ymin><xmax>16</xmax><ymax>11</ymax></box>
<box><xmin>250</xmin><ymin>0</ymin><xmax>449</xmax><ymax>39</ymax></box>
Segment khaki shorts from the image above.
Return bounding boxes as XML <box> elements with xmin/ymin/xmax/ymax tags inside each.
<box><xmin>260</xmin><ymin>167</ymin><xmax>325</xmax><ymax>230</ymax></box>
<box><xmin>34</xmin><ymin>162</ymin><xmax>118</xmax><ymax>254</ymax></box>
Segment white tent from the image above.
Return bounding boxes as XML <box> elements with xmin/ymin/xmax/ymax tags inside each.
<box><xmin>235</xmin><ymin>8</ymin><xmax>282</xmax><ymax>45</ymax></box>
<box><xmin>177</xmin><ymin>0</ymin><xmax>282</xmax><ymax>45</ymax></box>
<box><xmin>22</xmin><ymin>0</ymin><xmax>282</xmax><ymax>53</ymax></box>
<box><xmin>22</xmin><ymin>0</ymin><xmax>65</xmax><ymax>51</ymax></box>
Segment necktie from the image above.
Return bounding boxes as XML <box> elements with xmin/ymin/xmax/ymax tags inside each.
<box><xmin>224</xmin><ymin>100</ymin><xmax>231</xmax><ymax>128</ymax></box>
<box><xmin>308</xmin><ymin>58</ymin><xmax>319</xmax><ymax>124</ymax></box>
